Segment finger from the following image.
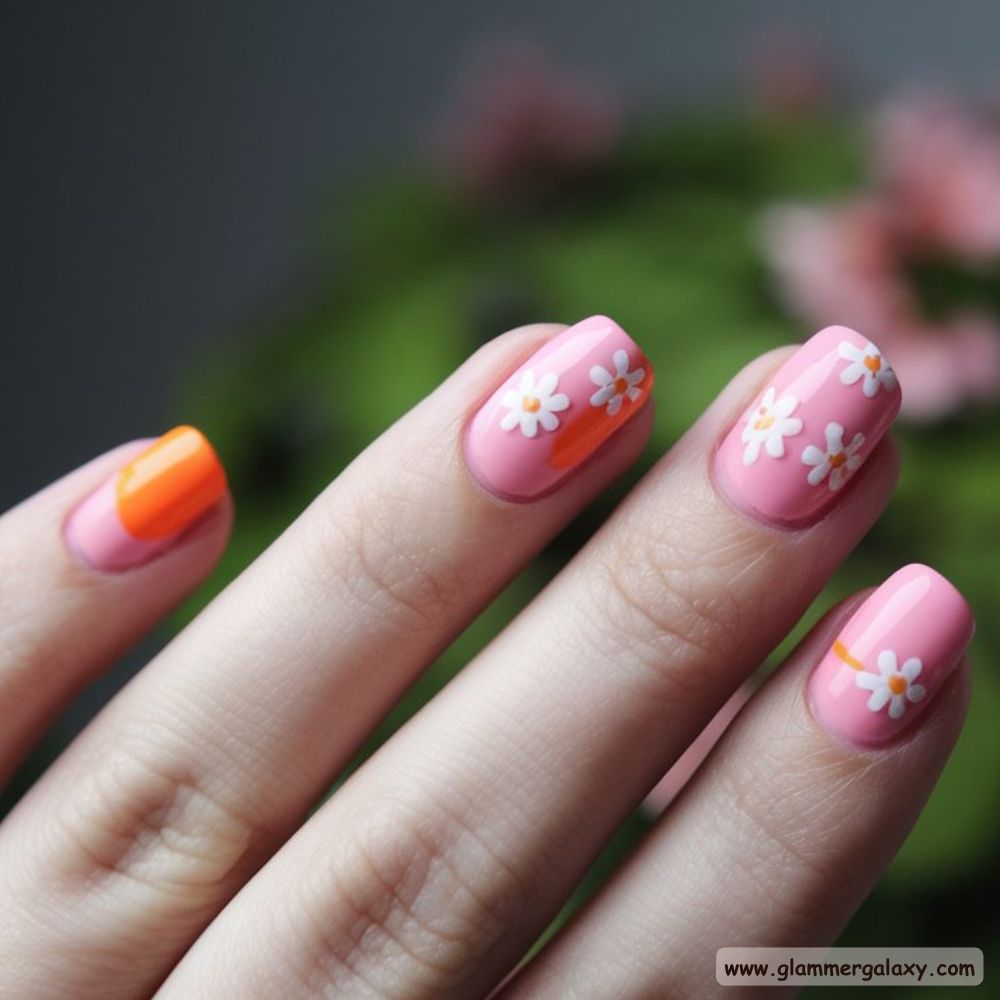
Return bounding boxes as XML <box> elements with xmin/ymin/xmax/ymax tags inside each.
<box><xmin>503</xmin><ymin>565</ymin><xmax>974</xmax><ymax>999</ymax></box>
<box><xmin>0</xmin><ymin>318</ymin><xmax>655</xmax><ymax>998</ymax></box>
<box><xmin>158</xmin><ymin>327</ymin><xmax>903</xmax><ymax>998</ymax></box>
<box><xmin>0</xmin><ymin>427</ymin><xmax>230</xmax><ymax>785</ymax></box>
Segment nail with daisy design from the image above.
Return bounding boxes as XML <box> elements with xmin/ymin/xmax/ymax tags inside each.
<box><xmin>465</xmin><ymin>315</ymin><xmax>653</xmax><ymax>501</ymax></box>
<box><xmin>714</xmin><ymin>325</ymin><xmax>900</xmax><ymax>527</ymax></box>
<box><xmin>808</xmin><ymin>564</ymin><xmax>974</xmax><ymax>747</ymax></box>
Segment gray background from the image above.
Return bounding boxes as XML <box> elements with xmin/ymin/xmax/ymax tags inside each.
<box><xmin>1</xmin><ymin>1</ymin><xmax>999</xmax><ymax>798</ymax></box>
<box><xmin>4</xmin><ymin>0</ymin><xmax>1000</xmax><ymax>507</ymax></box>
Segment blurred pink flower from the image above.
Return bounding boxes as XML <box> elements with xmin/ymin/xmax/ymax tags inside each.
<box><xmin>762</xmin><ymin>95</ymin><xmax>1000</xmax><ymax>420</ymax></box>
<box><xmin>875</xmin><ymin>96</ymin><xmax>1000</xmax><ymax>259</ymax></box>
<box><xmin>435</xmin><ymin>44</ymin><xmax>619</xmax><ymax>197</ymax></box>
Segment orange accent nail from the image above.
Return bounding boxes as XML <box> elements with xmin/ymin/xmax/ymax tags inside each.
<box><xmin>116</xmin><ymin>425</ymin><xmax>226</xmax><ymax>540</ymax></box>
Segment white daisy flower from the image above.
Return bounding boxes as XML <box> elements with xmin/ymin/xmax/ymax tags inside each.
<box><xmin>740</xmin><ymin>386</ymin><xmax>803</xmax><ymax>465</ymax></box>
<box><xmin>838</xmin><ymin>339</ymin><xmax>897</xmax><ymax>398</ymax></box>
<box><xmin>801</xmin><ymin>422</ymin><xmax>865</xmax><ymax>491</ymax></box>
<box><xmin>855</xmin><ymin>649</ymin><xmax>926</xmax><ymax>720</ymax></box>
<box><xmin>589</xmin><ymin>349</ymin><xmax>645</xmax><ymax>416</ymax></box>
<box><xmin>500</xmin><ymin>369</ymin><xmax>570</xmax><ymax>438</ymax></box>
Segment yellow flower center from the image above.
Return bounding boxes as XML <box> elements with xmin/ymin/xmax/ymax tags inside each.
<box><xmin>522</xmin><ymin>396</ymin><xmax>541</xmax><ymax>413</ymax></box>
<box><xmin>613</xmin><ymin>376</ymin><xmax>629</xmax><ymax>396</ymax></box>
<box><xmin>888</xmin><ymin>674</ymin><xmax>908</xmax><ymax>696</ymax></box>
<box><xmin>864</xmin><ymin>354</ymin><xmax>882</xmax><ymax>373</ymax></box>
<box><xmin>753</xmin><ymin>407</ymin><xmax>775</xmax><ymax>431</ymax></box>
<box><xmin>829</xmin><ymin>451</ymin><xmax>847</xmax><ymax>469</ymax></box>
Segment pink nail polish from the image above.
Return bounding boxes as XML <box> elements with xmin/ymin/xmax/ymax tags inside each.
<box><xmin>809</xmin><ymin>564</ymin><xmax>974</xmax><ymax>747</ymax></box>
<box><xmin>464</xmin><ymin>315</ymin><xmax>654</xmax><ymax>501</ymax></box>
<box><xmin>714</xmin><ymin>325</ymin><xmax>901</xmax><ymax>527</ymax></box>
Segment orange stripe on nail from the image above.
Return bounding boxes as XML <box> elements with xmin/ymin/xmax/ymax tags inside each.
<box><xmin>833</xmin><ymin>639</ymin><xmax>865</xmax><ymax>671</ymax></box>
<box><xmin>116</xmin><ymin>425</ymin><xmax>227</xmax><ymax>540</ymax></box>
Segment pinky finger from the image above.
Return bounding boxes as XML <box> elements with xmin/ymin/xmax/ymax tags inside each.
<box><xmin>0</xmin><ymin>427</ymin><xmax>230</xmax><ymax>787</ymax></box>
<box><xmin>501</xmin><ymin>564</ymin><xmax>975</xmax><ymax>999</ymax></box>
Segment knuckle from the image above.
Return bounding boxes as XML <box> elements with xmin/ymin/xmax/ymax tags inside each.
<box><xmin>582</xmin><ymin>509</ymin><xmax>755</xmax><ymax>697</ymax></box>
<box><xmin>50</xmin><ymin>729</ymin><xmax>260</xmax><ymax>909</ymax></box>
<box><xmin>315</xmin><ymin>471</ymin><xmax>465</xmax><ymax>633</ymax></box>
<box><xmin>293</xmin><ymin>793</ymin><xmax>524</xmax><ymax>996</ymax></box>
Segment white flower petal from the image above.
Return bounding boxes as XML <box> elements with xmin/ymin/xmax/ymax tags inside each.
<box><xmin>518</xmin><ymin>370</ymin><xmax>536</xmax><ymax>394</ymax></box>
<box><xmin>536</xmin><ymin>372</ymin><xmax>558</xmax><ymax>398</ymax></box>
<box><xmin>807</xmin><ymin>462</ymin><xmax>830</xmax><ymax>486</ymax></box>
<box><xmin>824</xmin><ymin>422</ymin><xmax>845</xmax><ymax>452</ymax></box>
<box><xmin>840</xmin><ymin>363</ymin><xmax>864</xmax><ymax>386</ymax></box>
<box><xmin>538</xmin><ymin>409</ymin><xmax>560</xmax><ymax>432</ymax></box>
<box><xmin>880</xmin><ymin>368</ymin><xmax>898</xmax><ymax>391</ymax></box>
<box><xmin>547</xmin><ymin>392</ymin><xmax>570</xmax><ymax>413</ymax></box>
<box><xmin>862</xmin><ymin>374</ymin><xmax>879</xmax><ymax>398</ymax></box>
<box><xmin>760</xmin><ymin>387</ymin><xmax>777</xmax><ymax>409</ymax></box>
<box><xmin>772</xmin><ymin>394</ymin><xmax>799</xmax><ymax>419</ymax></box>
<box><xmin>845</xmin><ymin>455</ymin><xmax>863</xmax><ymax>472</ymax></box>
<box><xmin>627</xmin><ymin>367</ymin><xmax>645</xmax><ymax>387</ymax></box>
<box><xmin>626</xmin><ymin>386</ymin><xmax>642</xmax><ymax>402</ymax></box>
<box><xmin>907</xmin><ymin>683</ymin><xmax>926</xmax><ymax>703</ymax></box>
<box><xmin>590</xmin><ymin>385</ymin><xmax>614</xmax><ymax>407</ymax></box>
<box><xmin>590</xmin><ymin>365</ymin><xmax>613</xmax><ymax>387</ymax></box>
<box><xmin>520</xmin><ymin>413</ymin><xmax>538</xmax><ymax>438</ymax></box>
<box><xmin>901</xmin><ymin>657</ymin><xmax>923</xmax><ymax>682</ymax></box>
<box><xmin>500</xmin><ymin>409</ymin><xmax>520</xmax><ymax>431</ymax></box>
<box><xmin>606</xmin><ymin>394</ymin><xmax>623</xmax><ymax>416</ymax></box>
<box><xmin>877</xmin><ymin>649</ymin><xmax>898</xmax><ymax>676</ymax></box>
<box><xmin>829</xmin><ymin>467</ymin><xmax>845</xmax><ymax>491</ymax></box>
<box><xmin>888</xmin><ymin>695</ymin><xmax>906</xmax><ymax>719</ymax></box>
<box><xmin>612</xmin><ymin>349</ymin><xmax>630</xmax><ymax>375</ymax></box>
<box><xmin>779</xmin><ymin>417</ymin><xmax>803</xmax><ymax>437</ymax></box>
<box><xmin>867</xmin><ymin>687</ymin><xmax>892</xmax><ymax>712</ymax></box>
<box><xmin>855</xmin><ymin>671</ymin><xmax>881</xmax><ymax>691</ymax></box>
<box><xmin>743</xmin><ymin>439</ymin><xmax>761</xmax><ymax>465</ymax></box>
<box><xmin>838</xmin><ymin>341</ymin><xmax>863</xmax><ymax>362</ymax></box>
<box><xmin>846</xmin><ymin>432</ymin><xmax>865</xmax><ymax>455</ymax></box>
<box><xmin>801</xmin><ymin>444</ymin><xmax>825</xmax><ymax>467</ymax></box>
<box><xmin>765</xmin><ymin>434</ymin><xmax>786</xmax><ymax>458</ymax></box>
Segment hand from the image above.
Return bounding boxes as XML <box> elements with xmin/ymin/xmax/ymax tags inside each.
<box><xmin>0</xmin><ymin>317</ymin><xmax>974</xmax><ymax>998</ymax></box>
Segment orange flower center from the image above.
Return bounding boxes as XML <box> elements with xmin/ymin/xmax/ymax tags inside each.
<box><xmin>753</xmin><ymin>407</ymin><xmax>775</xmax><ymax>431</ymax></box>
<box><xmin>613</xmin><ymin>376</ymin><xmax>629</xmax><ymax>396</ymax></box>
<box><xmin>829</xmin><ymin>451</ymin><xmax>847</xmax><ymax>469</ymax></box>
<box><xmin>888</xmin><ymin>674</ymin><xmax>908</xmax><ymax>696</ymax></box>
<box><xmin>864</xmin><ymin>354</ymin><xmax>882</xmax><ymax>373</ymax></box>
<box><xmin>523</xmin><ymin>396</ymin><xmax>541</xmax><ymax>413</ymax></box>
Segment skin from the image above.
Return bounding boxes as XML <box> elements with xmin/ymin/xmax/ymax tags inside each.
<box><xmin>0</xmin><ymin>324</ymin><xmax>970</xmax><ymax>999</ymax></box>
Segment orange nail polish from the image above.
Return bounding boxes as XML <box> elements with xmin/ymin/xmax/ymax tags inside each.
<box><xmin>66</xmin><ymin>426</ymin><xmax>227</xmax><ymax>571</ymax></box>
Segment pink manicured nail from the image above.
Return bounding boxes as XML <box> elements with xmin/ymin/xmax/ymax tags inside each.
<box><xmin>809</xmin><ymin>564</ymin><xmax>974</xmax><ymax>748</ymax></box>
<box><xmin>465</xmin><ymin>315</ymin><xmax>654</xmax><ymax>501</ymax></box>
<box><xmin>714</xmin><ymin>325</ymin><xmax>901</xmax><ymax>527</ymax></box>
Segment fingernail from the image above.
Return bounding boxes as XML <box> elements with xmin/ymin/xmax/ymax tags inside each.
<box><xmin>65</xmin><ymin>425</ymin><xmax>227</xmax><ymax>572</ymax></box>
<box><xmin>808</xmin><ymin>564</ymin><xmax>974</xmax><ymax>747</ymax></box>
<box><xmin>465</xmin><ymin>315</ymin><xmax>654</xmax><ymax>501</ymax></box>
<box><xmin>714</xmin><ymin>325</ymin><xmax>901</xmax><ymax>527</ymax></box>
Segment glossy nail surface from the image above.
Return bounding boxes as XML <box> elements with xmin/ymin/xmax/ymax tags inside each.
<box><xmin>66</xmin><ymin>425</ymin><xmax>227</xmax><ymax>572</ymax></box>
<box><xmin>809</xmin><ymin>564</ymin><xmax>974</xmax><ymax>747</ymax></box>
<box><xmin>714</xmin><ymin>325</ymin><xmax>901</xmax><ymax>527</ymax></box>
<box><xmin>465</xmin><ymin>315</ymin><xmax>653</xmax><ymax>501</ymax></box>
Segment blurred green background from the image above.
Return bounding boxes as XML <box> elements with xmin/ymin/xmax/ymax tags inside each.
<box><xmin>176</xmin><ymin>52</ymin><xmax>1000</xmax><ymax>996</ymax></box>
